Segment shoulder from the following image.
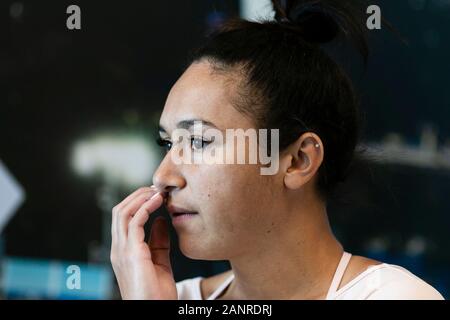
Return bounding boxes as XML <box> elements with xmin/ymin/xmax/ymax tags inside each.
<box><xmin>366</xmin><ymin>264</ymin><xmax>444</xmax><ymax>300</ymax></box>
<box><xmin>340</xmin><ymin>255</ymin><xmax>381</xmax><ymax>289</ymax></box>
<box><xmin>336</xmin><ymin>260</ymin><xmax>444</xmax><ymax>300</ymax></box>
<box><xmin>175</xmin><ymin>270</ymin><xmax>233</xmax><ymax>300</ymax></box>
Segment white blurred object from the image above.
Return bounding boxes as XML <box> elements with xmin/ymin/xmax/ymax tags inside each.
<box><xmin>72</xmin><ymin>135</ymin><xmax>158</xmax><ymax>188</ymax></box>
<box><xmin>364</xmin><ymin>124</ymin><xmax>450</xmax><ymax>170</ymax></box>
<box><xmin>0</xmin><ymin>159</ymin><xmax>25</xmax><ymax>233</ymax></box>
<box><xmin>240</xmin><ymin>0</ymin><xmax>274</xmax><ymax>21</ymax></box>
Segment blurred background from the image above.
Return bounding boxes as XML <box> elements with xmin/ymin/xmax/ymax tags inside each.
<box><xmin>0</xmin><ymin>0</ymin><xmax>449</xmax><ymax>299</ymax></box>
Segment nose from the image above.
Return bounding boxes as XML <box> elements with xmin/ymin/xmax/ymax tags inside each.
<box><xmin>152</xmin><ymin>153</ymin><xmax>186</xmax><ymax>195</ymax></box>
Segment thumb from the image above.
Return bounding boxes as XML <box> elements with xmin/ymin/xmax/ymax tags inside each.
<box><xmin>149</xmin><ymin>216</ymin><xmax>173</xmax><ymax>274</ymax></box>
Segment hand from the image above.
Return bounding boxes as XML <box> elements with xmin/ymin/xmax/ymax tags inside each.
<box><xmin>110</xmin><ymin>186</ymin><xmax>177</xmax><ymax>300</ymax></box>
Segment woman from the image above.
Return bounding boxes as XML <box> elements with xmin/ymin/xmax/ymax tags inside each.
<box><xmin>110</xmin><ymin>0</ymin><xmax>444</xmax><ymax>300</ymax></box>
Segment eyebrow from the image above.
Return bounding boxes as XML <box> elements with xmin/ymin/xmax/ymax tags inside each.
<box><xmin>158</xmin><ymin>119</ymin><xmax>218</xmax><ymax>134</ymax></box>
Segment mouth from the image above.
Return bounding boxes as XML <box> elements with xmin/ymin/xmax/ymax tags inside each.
<box><xmin>166</xmin><ymin>204</ymin><xmax>199</xmax><ymax>218</ymax></box>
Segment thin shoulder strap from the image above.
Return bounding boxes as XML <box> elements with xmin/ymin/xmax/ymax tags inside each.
<box><xmin>206</xmin><ymin>274</ymin><xmax>235</xmax><ymax>300</ymax></box>
<box><xmin>325</xmin><ymin>251</ymin><xmax>352</xmax><ymax>300</ymax></box>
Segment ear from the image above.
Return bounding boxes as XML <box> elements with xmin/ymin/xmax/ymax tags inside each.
<box><xmin>282</xmin><ymin>132</ymin><xmax>324</xmax><ymax>190</ymax></box>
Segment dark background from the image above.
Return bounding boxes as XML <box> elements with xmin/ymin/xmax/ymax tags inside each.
<box><xmin>1</xmin><ymin>0</ymin><xmax>449</xmax><ymax>298</ymax></box>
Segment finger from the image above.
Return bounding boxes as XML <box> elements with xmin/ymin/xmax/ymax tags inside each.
<box><xmin>117</xmin><ymin>190</ymin><xmax>158</xmax><ymax>240</ymax></box>
<box><xmin>128</xmin><ymin>193</ymin><xmax>164</xmax><ymax>246</ymax></box>
<box><xmin>116</xmin><ymin>186</ymin><xmax>157</xmax><ymax>212</ymax></box>
<box><xmin>149</xmin><ymin>216</ymin><xmax>173</xmax><ymax>274</ymax></box>
<box><xmin>112</xmin><ymin>202</ymin><xmax>121</xmax><ymax>249</ymax></box>
<box><xmin>112</xmin><ymin>186</ymin><xmax>156</xmax><ymax>245</ymax></box>
<box><xmin>111</xmin><ymin>207</ymin><xmax>117</xmax><ymax>248</ymax></box>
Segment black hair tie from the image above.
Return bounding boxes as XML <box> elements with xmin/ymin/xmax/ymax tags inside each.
<box><xmin>279</xmin><ymin>2</ymin><xmax>340</xmax><ymax>44</ymax></box>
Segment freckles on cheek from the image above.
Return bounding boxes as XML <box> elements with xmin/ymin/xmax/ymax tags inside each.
<box><xmin>196</xmin><ymin>163</ymin><xmax>260</xmax><ymax>221</ymax></box>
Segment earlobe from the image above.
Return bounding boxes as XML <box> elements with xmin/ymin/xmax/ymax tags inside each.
<box><xmin>283</xmin><ymin>151</ymin><xmax>309</xmax><ymax>190</ymax></box>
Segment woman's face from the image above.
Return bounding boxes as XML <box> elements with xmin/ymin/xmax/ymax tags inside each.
<box><xmin>154</xmin><ymin>61</ymin><xmax>287</xmax><ymax>261</ymax></box>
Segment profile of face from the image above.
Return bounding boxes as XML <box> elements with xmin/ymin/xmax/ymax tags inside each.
<box><xmin>153</xmin><ymin>61</ymin><xmax>321</xmax><ymax>261</ymax></box>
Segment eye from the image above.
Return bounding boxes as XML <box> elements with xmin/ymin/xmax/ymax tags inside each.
<box><xmin>190</xmin><ymin>136</ymin><xmax>211</xmax><ymax>150</ymax></box>
<box><xmin>156</xmin><ymin>137</ymin><xmax>172</xmax><ymax>151</ymax></box>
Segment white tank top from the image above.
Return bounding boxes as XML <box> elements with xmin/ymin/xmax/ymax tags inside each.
<box><xmin>175</xmin><ymin>251</ymin><xmax>444</xmax><ymax>300</ymax></box>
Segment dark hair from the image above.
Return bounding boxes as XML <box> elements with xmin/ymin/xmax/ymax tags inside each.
<box><xmin>190</xmin><ymin>0</ymin><xmax>369</xmax><ymax>201</ymax></box>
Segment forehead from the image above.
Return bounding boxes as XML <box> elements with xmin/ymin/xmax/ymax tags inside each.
<box><xmin>159</xmin><ymin>61</ymin><xmax>254</xmax><ymax>132</ymax></box>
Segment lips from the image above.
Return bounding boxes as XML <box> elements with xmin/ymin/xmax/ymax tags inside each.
<box><xmin>166</xmin><ymin>205</ymin><xmax>198</xmax><ymax>218</ymax></box>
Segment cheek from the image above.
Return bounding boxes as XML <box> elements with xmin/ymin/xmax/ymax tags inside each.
<box><xmin>179</xmin><ymin>164</ymin><xmax>280</xmax><ymax>259</ymax></box>
<box><xmin>194</xmin><ymin>163</ymin><xmax>274</xmax><ymax>230</ymax></box>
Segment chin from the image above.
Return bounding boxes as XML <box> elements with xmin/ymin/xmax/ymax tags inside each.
<box><xmin>178</xmin><ymin>237</ymin><xmax>225</xmax><ymax>261</ymax></box>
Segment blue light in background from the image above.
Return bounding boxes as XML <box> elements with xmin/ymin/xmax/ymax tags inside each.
<box><xmin>1</xmin><ymin>257</ymin><xmax>112</xmax><ymax>300</ymax></box>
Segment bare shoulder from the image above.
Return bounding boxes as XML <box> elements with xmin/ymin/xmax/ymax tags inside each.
<box><xmin>200</xmin><ymin>270</ymin><xmax>233</xmax><ymax>299</ymax></box>
<box><xmin>351</xmin><ymin>255</ymin><xmax>381</xmax><ymax>269</ymax></box>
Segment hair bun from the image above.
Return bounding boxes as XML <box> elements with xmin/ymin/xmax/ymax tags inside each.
<box><xmin>273</xmin><ymin>0</ymin><xmax>340</xmax><ymax>44</ymax></box>
<box><xmin>289</xmin><ymin>5</ymin><xmax>339</xmax><ymax>43</ymax></box>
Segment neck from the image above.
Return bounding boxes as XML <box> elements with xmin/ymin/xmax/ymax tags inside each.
<box><xmin>225</xmin><ymin>196</ymin><xmax>344</xmax><ymax>299</ymax></box>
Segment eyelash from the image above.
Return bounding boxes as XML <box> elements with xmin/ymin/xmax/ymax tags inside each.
<box><xmin>156</xmin><ymin>137</ymin><xmax>172</xmax><ymax>151</ymax></box>
<box><xmin>156</xmin><ymin>137</ymin><xmax>211</xmax><ymax>151</ymax></box>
